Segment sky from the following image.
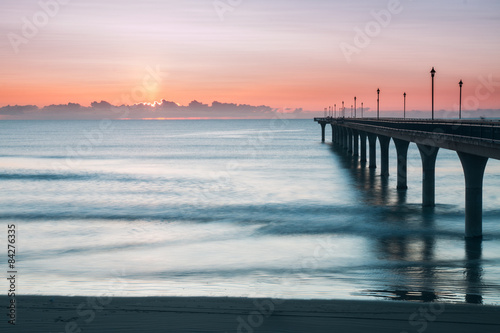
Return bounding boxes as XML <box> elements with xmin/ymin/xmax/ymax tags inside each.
<box><xmin>1</xmin><ymin>0</ymin><xmax>500</xmax><ymax>119</ymax></box>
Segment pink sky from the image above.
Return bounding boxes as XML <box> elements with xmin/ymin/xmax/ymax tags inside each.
<box><xmin>1</xmin><ymin>0</ymin><xmax>499</xmax><ymax>117</ymax></box>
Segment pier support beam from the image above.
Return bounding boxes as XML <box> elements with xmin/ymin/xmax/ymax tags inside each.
<box><xmin>417</xmin><ymin>144</ymin><xmax>439</xmax><ymax>207</ymax></box>
<box><xmin>394</xmin><ymin>139</ymin><xmax>410</xmax><ymax>190</ymax></box>
<box><xmin>353</xmin><ymin>130</ymin><xmax>359</xmax><ymax>157</ymax></box>
<box><xmin>360</xmin><ymin>132</ymin><xmax>367</xmax><ymax>163</ymax></box>
<box><xmin>320</xmin><ymin>122</ymin><xmax>326</xmax><ymax>142</ymax></box>
<box><xmin>347</xmin><ymin>130</ymin><xmax>353</xmax><ymax>154</ymax></box>
<box><xmin>378</xmin><ymin>135</ymin><xmax>391</xmax><ymax>177</ymax></box>
<box><xmin>331</xmin><ymin>124</ymin><xmax>335</xmax><ymax>143</ymax></box>
<box><xmin>458</xmin><ymin>152</ymin><xmax>489</xmax><ymax>239</ymax></box>
<box><xmin>342</xmin><ymin>127</ymin><xmax>348</xmax><ymax>150</ymax></box>
<box><xmin>367</xmin><ymin>133</ymin><xmax>377</xmax><ymax>169</ymax></box>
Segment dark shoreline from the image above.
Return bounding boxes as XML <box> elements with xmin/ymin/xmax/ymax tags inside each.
<box><xmin>1</xmin><ymin>295</ymin><xmax>499</xmax><ymax>332</ymax></box>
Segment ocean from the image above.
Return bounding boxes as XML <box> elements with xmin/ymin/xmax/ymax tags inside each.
<box><xmin>1</xmin><ymin>119</ymin><xmax>500</xmax><ymax>305</ymax></box>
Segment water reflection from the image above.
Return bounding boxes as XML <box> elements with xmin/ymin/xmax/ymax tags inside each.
<box><xmin>329</xmin><ymin>143</ymin><xmax>484</xmax><ymax>304</ymax></box>
<box><xmin>396</xmin><ymin>189</ymin><xmax>407</xmax><ymax>205</ymax></box>
<box><xmin>330</xmin><ymin>145</ymin><xmax>390</xmax><ymax>206</ymax></box>
<box><xmin>465</xmin><ymin>239</ymin><xmax>483</xmax><ymax>304</ymax></box>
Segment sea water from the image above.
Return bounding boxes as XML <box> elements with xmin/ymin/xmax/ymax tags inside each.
<box><xmin>1</xmin><ymin>119</ymin><xmax>499</xmax><ymax>304</ymax></box>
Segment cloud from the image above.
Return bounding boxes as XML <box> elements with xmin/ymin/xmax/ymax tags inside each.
<box><xmin>2</xmin><ymin>101</ymin><xmax>498</xmax><ymax>120</ymax></box>
<box><xmin>90</xmin><ymin>101</ymin><xmax>114</xmax><ymax>109</ymax></box>
<box><xmin>156</xmin><ymin>100</ymin><xmax>180</xmax><ymax>109</ymax></box>
<box><xmin>0</xmin><ymin>100</ymin><xmax>315</xmax><ymax>120</ymax></box>
<box><xmin>42</xmin><ymin>103</ymin><xmax>83</xmax><ymax>112</ymax></box>
<box><xmin>188</xmin><ymin>100</ymin><xmax>209</xmax><ymax>110</ymax></box>
<box><xmin>0</xmin><ymin>105</ymin><xmax>39</xmax><ymax>115</ymax></box>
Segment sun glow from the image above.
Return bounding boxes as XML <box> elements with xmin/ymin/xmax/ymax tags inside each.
<box><xmin>136</xmin><ymin>101</ymin><xmax>183</xmax><ymax>107</ymax></box>
<box><xmin>119</xmin><ymin>117</ymin><xmax>237</xmax><ymax>120</ymax></box>
<box><xmin>138</xmin><ymin>101</ymin><xmax>163</xmax><ymax>107</ymax></box>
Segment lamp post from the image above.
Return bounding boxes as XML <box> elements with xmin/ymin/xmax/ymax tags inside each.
<box><xmin>334</xmin><ymin>104</ymin><xmax>336</xmax><ymax>118</ymax></box>
<box><xmin>324</xmin><ymin>107</ymin><xmax>327</xmax><ymax>118</ymax></box>
<box><xmin>351</xmin><ymin>105</ymin><xmax>353</xmax><ymax>118</ymax></box>
<box><xmin>377</xmin><ymin>88</ymin><xmax>380</xmax><ymax>120</ymax></box>
<box><xmin>430</xmin><ymin>67</ymin><xmax>436</xmax><ymax>120</ymax></box>
<box><xmin>403</xmin><ymin>92</ymin><xmax>406</xmax><ymax>119</ymax></box>
<box><xmin>459</xmin><ymin>80</ymin><xmax>463</xmax><ymax>120</ymax></box>
<box><xmin>361</xmin><ymin>102</ymin><xmax>364</xmax><ymax>118</ymax></box>
<box><xmin>354</xmin><ymin>96</ymin><xmax>357</xmax><ymax>118</ymax></box>
<box><xmin>342</xmin><ymin>101</ymin><xmax>345</xmax><ymax>117</ymax></box>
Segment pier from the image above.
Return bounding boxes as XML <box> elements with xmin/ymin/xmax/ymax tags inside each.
<box><xmin>315</xmin><ymin>117</ymin><xmax>500</xmax><ymax>238</ymax></box>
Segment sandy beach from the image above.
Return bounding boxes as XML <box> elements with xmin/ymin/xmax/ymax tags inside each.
<box><xmin>1</xmin><ymin>296</ymin><xmax>499</xmax><ymax>333</ymax></box>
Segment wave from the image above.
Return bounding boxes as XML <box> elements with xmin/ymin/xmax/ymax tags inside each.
<box><xmin>0</xmin><ymin>171</ymin><xmax>195</xmax><ymax>183</ymax></box>
<box><xmin>2</xmin><ymin>203</ymin><xmax>496</xmax><ymax>239</ymax></box>
<box><xmin>0</xmin><ymin>173</ymin><xmax>92</xmax><ymax>181</ymax></box>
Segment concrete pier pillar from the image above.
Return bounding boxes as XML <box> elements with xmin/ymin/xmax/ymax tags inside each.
<box><xmin>347</xmin><ymin>130</ymin><xmax>353</xmax><ymax>154</ymax></box>
<box><xmin>342</xmin><ymin>128</ymin><xmax>347</xmax><ymax>150</ymax></box>
<box><xmin>394</xmin><ymin>139</ymin><xmax>410</xmax><ymax>190</ymax></box>
<box><xmin>378</xmin><ymin>135</ymin><xmax>391</xmax><ymax>177</ymax></box>
<box><xmin>353</xmin><ymin>130</ymin><xmax>359</xmax><ymax>157</ymax></box>
<box><xmin>360</xmin><ymin>132</ymin><xmax>367</xmax><ymax>163</ymax></box>
<box><xmin>457</xmin><ymin>152</ymin><xmax>489</xmax><ymax>238</ymax></box>
<box><xmin>417</xmin><ymin>144</ymin><xmax>439</xmax><ymax>207</ymax></box>
<box><xmin>367</xmin><ymin>133</ymin><xmax>377</xmax><ymax>169</ymax></box>
<box><xmin>331</xmin><ymin>124</ymin><xmax>335</xmax><ymax>143</ymax></box>
<box><xmin>321</xmin><ymin>122</ymin><xmax>326</xmax><ymax>142</ymax></box>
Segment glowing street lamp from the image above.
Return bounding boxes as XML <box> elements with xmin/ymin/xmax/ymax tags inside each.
<box><xmin>403</xmin><ymin>92</ymin><xmax>407</xmax><ymax>119</ymax></box>
<box><xmin>430</xmin><ymin>67</ymin><xmax>436</xmax><ymax>120</ymax></box>
<box><xmin>354</xmin><ymin>96</ymin><xmax>357</xmax><ymax>118</ymax></box>
<box><xmin>459</xmin><ymin>80</ymin><xmax>463</xmax><ymax>120</ymax></box>
<box><xmin>377</xmin><ymin>88</ymin><xmax>380</xmax><ymax>120</ymax></box>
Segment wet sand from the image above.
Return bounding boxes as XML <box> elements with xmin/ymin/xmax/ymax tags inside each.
<box><xmin>1</xmin><ymin>296</ymin><xmax>500</xmax><ymax>332</ymax></box>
